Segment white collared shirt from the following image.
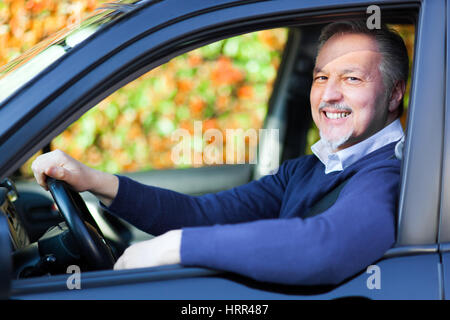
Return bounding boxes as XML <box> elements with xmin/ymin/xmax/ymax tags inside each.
<box><xmin>311</xmin><ymin>119</ymin><xmax>404</xmax><ymax>174</ymax></box>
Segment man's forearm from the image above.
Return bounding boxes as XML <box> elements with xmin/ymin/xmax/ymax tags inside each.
<box><xmin>88</xmin><ymin>169</ymin><xmax>119</xmax><ymax>207</ymax></box>
<box><xmin>103</xmin><ymin>174</ymin><xmax>284</xmax><ymax>237</ymax></box>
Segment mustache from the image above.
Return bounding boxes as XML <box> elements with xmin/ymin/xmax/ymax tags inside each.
<box><xmin>318</xmin><ymin>102</ymin><xmax>353</xmax><ymax>113</ymax></box>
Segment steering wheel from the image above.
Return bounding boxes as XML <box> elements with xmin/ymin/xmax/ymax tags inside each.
<box><xmin>46</xmin><ymin>177</ymin><xmax>116</xmax><ymax>270</ymax></box>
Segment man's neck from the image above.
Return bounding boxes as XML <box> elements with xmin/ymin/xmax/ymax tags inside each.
<box><xmin>311</xmin><ymin>118</ymin><xmax>404</xmax><ymax>174</ymax></box>
<box><xmin>334</xmin><ymin>116</ymin><xmax>399</xmax><ymax>152</ymax></box>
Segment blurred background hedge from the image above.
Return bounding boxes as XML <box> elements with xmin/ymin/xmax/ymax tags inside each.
<box><xmin>0</xmin><ymin>0</ymin><xmax>107</xmax><ymax>66</ymax></box>
<box><xmin>51</xmin><ymin>28</ymin><xmax>288</xmax><ymax>173</ymax></box>
<box><xmin>0</xmin><ymin>1</ymin><xmax>414</xmax><ymax>178</ymax></box>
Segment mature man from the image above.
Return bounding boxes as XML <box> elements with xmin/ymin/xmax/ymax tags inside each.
<box><xmin>32</xmin><ymin>20</ymin><xmax>409</xmax><ymax>285</ymax></box>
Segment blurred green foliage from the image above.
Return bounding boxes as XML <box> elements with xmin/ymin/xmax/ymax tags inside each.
<box><xmin>27</xmin><ymin>28</ymin><xmax>288</xmax><ymax>176</ymax></box>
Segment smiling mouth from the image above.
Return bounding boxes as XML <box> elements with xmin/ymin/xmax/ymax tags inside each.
<box><xmin>323</xmin><ymin>111</ymin><xmax>351</xmax><ymax>119</ymax></box>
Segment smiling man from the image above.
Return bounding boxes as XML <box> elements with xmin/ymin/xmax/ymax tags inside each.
<box><xmin>31</xmin><ymin>20</ymin><xmax>409</xmax><ymax>285</ymax></box>
<box><xmin>311</xmin><ymin>27</ymin><xmax>405</xmax><ymax>154</ymax></box>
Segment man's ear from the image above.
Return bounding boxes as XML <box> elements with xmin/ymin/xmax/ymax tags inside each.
<box><xmin>388</xmin><ymin>80</ymin><xmax>406</xmax><ymax>113</ymax></box>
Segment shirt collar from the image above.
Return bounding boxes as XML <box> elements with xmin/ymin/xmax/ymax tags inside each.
<box><xmin>311</xmin><ymin>119</ymin><xmax>404</xmax><ymax>174</ymax></box>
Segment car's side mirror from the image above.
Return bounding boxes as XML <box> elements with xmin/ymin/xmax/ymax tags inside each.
<box><xmin>0</xmin><ymin>215</ymin><xmax>11</xmax><ymax>299</ymax></box>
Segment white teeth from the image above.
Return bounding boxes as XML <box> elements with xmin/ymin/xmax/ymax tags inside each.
<box><xmin>325</xmin><ymin>112</ymin><xmax>350</xmax><ymax>119</ymax></box>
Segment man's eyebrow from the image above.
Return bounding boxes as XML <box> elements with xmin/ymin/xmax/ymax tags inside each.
<box><xmin>341</xmin><ymin>67</ymin><xmax>365</xmax><ymax>74</ymax></box>
<box><xmin>313</xmin><ymin>67</ymin><xmax>366</xmax><ymax>75</ymax></box>
<box><xmin>313</xmin><ymin>67</ymin><xmax>323</xmax><ymax>74</ymax></box>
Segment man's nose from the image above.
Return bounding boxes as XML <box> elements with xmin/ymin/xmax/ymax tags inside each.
<box><xmin>321</xmin><ymin>79</ymin><xmax>343</xmax><ymax>103</ymax></box>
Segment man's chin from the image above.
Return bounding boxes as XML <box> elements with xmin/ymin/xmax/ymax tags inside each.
<box><xmin>320</xmin><ymin>130</ymin><xmax>354</xmax><ymax>152</ymax></box>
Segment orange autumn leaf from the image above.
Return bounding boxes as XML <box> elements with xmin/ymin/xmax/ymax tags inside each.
<box><xmin>238</xmin><ymin>85</ymin><xmax>253</xmax><ymax>99</ymax></box>
<box><xmin>188</xmin><ymin>53</ymin><xmax>202</xmax><ymax>67</ymax></box>
<box><xmin>202</xmin><ymin>118</ymin><xmax>218</xmax><ymax>132</ymax></box>
<box><xmin>26</xmin><ymin>0</ymin><xmax>49</xmax><ymax>13</ymax></box>
<box><xmin>179</xmin><ymin>120</ymin><xmax>194</xmax><ymax>134</ymax></box>
<box><xmin>123</xmin><ymin>162</ymin><xmax>138</xmax><ymax>172</ymax></box>
<box><xmin>211</xmin><ymin>56</ymin><xmax>243</xmax><ymax>86</ymax></box>
<box><xmin>189</xmin><ymin>97</ymin><xmax>206</xmax><ymax>114</ymax></box>
<box><xmin>258</xmin><ymin>29</ymin><xmax>287</xmax><ymax>50</ymax></box>
<box><xmin>177</xmin><ymin>79</ymin><xmax>193</xmax><ymax>92</ymax></box>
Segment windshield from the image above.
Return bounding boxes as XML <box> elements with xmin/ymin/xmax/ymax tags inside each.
<box><xmin>0</xmin><ymin>1</ymin><xmax>146</xmax><ymax>106</ymax></box>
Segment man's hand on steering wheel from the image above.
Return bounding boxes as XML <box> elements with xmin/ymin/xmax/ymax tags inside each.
<box><xmin>31</xmin><ymin>149</ymin><xmax>182</xmax><ymax>271</ymax></box>
<box><xmin>46</xmin><ymin>177</ymin><xmax>116</xmax><ymax>270</ymax></box>
<box><xmin>31</xmin><ymin>149</ymin><xmax>119</xmax><ymax>207</ymax></box>
<box><xmin>31</xmin><ymin>150</ymin><xmax>119</xmax><ymax>270</ymax></box>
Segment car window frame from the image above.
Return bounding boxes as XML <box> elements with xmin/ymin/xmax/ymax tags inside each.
<box><xmin>394</xmin><ymin>0</ymin><xmax>444</xmax><ymax>248</ymax></box>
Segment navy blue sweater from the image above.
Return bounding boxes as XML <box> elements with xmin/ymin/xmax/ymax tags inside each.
<box><xmin>105</xmin><ymin>141</ymin><xmax>400</xmax><ymax>285</ymax></box>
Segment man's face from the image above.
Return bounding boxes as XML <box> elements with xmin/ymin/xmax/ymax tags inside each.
<box><xmin>310</xmin><ymin>33</ymin><xmax>391</xmax><ymax>151</ymax></box>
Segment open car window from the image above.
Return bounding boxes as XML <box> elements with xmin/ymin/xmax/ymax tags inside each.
<box><xmin>18</xmin><ymin>28</ymin><xmax>289</xmax><ymax>177</ymax></box>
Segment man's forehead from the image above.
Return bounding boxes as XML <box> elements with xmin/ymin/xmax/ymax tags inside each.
<box><xmin>314</xmin><ymin>33</ymin><xmax>381</xmax><ymax>73</ymax></box>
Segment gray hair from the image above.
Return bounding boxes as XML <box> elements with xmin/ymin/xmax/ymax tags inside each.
<box><xmin>317</xmin><ymin>20</ymin><xmax>409</xmax><ymax>117</ymax></box>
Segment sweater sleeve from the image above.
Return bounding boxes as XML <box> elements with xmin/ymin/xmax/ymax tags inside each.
<box><xmin>180</xmin><ymin>161</ymin><xmax>399</xmax><ymax>285</ymax></box>
<box><xmin>100</xmin><ymin>160</ymin><xmax>295</xmax><ymax>235</ymax></box>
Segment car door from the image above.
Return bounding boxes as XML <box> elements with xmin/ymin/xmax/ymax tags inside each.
<box><xmin>1</xmin><ymin>0</ymin><xmax>445</xmax><ymax>299</ymax></box>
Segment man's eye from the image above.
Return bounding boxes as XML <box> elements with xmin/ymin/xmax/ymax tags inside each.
<box><xmin>314</xmin><ymin>76</ymin><xmax>327</xmax><ymax>82</ymax></box>
<box><xmin>347</xmin><ymin>77</ymin><xmax>361</xmax><ymax>82</ymax></box>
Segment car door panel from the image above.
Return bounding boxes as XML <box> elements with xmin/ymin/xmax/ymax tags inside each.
<box><xmin>439</xmin><ymin>252</ymin><xmax>450</xmax><ymax>299</ymax></box>
<box><xmin>11</xmin><ymin>253</ymin><xmax>440</xmax><ymax>300</ymax></box>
